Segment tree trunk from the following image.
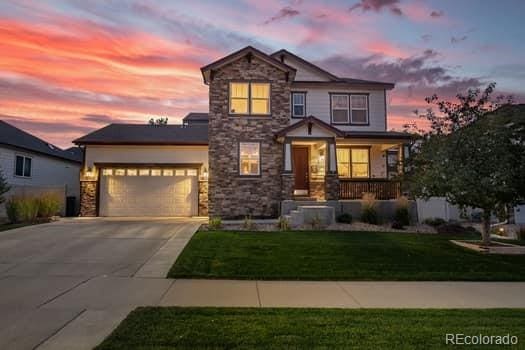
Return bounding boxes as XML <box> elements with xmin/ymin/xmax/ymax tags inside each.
<box><xmin>481</xmin><ymin>210</ymin><xmax>491</xmax><ymax>246</ymax></box>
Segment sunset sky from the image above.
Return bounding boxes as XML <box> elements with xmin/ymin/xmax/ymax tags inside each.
<box><xmin>1</xmin><ymin>0</ymin><xmax>524</xmax><ymax>148</ymax></box>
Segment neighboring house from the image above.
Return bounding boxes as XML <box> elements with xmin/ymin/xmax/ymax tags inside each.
<box><xmin>74</xmin><ymin>46</ymin><xmax>411</xmax><ymax>218</ymax></box>
<box><xmin>0</xmin><ymin>120</ymin><xmax>82</xmax><ymax>217</ymax></box>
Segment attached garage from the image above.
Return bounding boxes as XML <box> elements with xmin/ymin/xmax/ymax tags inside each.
<box><xmin>99</xmin><ymin>167</ymin><xmax>198</xmax><ymax>217</ymax></box>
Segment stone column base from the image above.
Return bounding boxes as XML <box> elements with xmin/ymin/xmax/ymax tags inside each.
<box><xmin>281</xmin><ymin>173</ymin><xmax>294</xmax><ymax>200</ymax></box>
<box><xmin>80</xmin><ymin>181</ymin><xmax>98</xmax><ymax>217</ymax></box>
<box><xmin>198</xmin><ymin>180</ymin><xmax>209</xmax><ymax>216</ymax></box>
<box><xmin>324</xmin><ymin>173</ymin><xmax>340</xmax><ymax>200</ymax></box>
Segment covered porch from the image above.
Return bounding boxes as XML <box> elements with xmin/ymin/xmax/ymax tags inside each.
<box><xmin>276</xmin><ymin>116</ymin><xmax>411</xmax><ymax>202</ymax></box>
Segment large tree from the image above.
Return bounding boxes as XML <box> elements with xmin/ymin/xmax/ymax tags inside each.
<box><xmin>404</xmin><ymin>83</ymin><xmax>525</xmax><ymax>245</ymax></box>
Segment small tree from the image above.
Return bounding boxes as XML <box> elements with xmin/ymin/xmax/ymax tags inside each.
<box><xmin>0</xmin><ymin>168</ymin><xmax>10</xmax><ymax>204</ymax></box>
<box><xmin>405</xmin><ymin>83</ymin><xmax>524</xmax><ymax>245</ymax></box>
<box><xmin>148</xmin><ymin>117</ymin><xmax>168</xmax><ymax>126</ymax></box>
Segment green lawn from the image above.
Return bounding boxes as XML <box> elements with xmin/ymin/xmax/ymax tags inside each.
<box><xmin>96</xmin><ymin>307</ymin><xmax>525</xmax><ymax>350</ymax></box>
<box><xmin>168</xmin><ymin>231</ymin><xmax>525</xmax><ymax>281</ymax></box>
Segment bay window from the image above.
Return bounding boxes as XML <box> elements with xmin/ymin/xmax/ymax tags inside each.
<box><xmin>230</xmin><ymin>82</ymin><xmax>270</xmax><ymax>115</ymax></box>
<box><xmin>239</xmin><ymin>142</ymin><xmax>260</xmax><ymax>176</ymax></box>
<box><xmin>336</xmin><ymin>147</ymin><xmax>370</xmax><ymax>178</ymax></box>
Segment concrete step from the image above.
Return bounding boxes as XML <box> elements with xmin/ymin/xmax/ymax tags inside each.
<box><xmin>297</xmin><ymin>205</ymin><xmax>335</xmax><ymax>226</ymax></box>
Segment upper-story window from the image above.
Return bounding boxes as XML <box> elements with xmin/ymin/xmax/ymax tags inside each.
<box><xmin>15</xmin><ymin>155</ymin><xmax>32</xmax><ymax>177</ymax></box>
<box><xmin>229</xmin><ymin>82</ymin><xmax>270</xmax><ymax>115</ymax></box>
<box><xmin>331</xmin><ymin>94</ymin><xmax>349</xmax><ymax>124</ymax></box>
<box><xmin>291</xmin><ymin>92</ymin><xmax>306</xmax><ymax>118</ymax></box>
<box><xmin>350</xmin><ymin>95</ymin><xmax>369</xmax><ymax>124</ymax></box>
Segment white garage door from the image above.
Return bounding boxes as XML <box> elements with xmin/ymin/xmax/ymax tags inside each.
<box><xmin>99</xmin><ymin>168</ymin><xmax>198</xmax><ymax>217</ymax></box>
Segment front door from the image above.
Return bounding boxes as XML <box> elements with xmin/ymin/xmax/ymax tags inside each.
<box><xmin>293</xmin><ymin>146</ymin><xmax>309</xmax><ymax>193</ymax></box>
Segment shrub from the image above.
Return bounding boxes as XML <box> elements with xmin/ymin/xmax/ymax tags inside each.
<box><xmin>361</xmin><ymin>193</ymin><xmax>378</xmax><ymax>224</ymax></box>
<box><xmin>6</xmin><ymin>196</ymin><xmax>39</xmax><ymax>223</ymax></box>
<box><xmin>393</xmin><ymin>196</ymin><xmax>410</xmax><ymax>227</ymax></box>
<box><xmin>277</xmin><ymin>216</ymin><xmax>290</xmax><ymax>231</ymax></box>
<box><xmin>208</xmin><ymin>217</ymin><xmax>222</xmax><ymax>230</ymax></box>
<box><xmin>337</xmin><ymin>213</ymin><xmax>353</xmax><ymax>224</ymax></box>
<box><xmin>391</xmin><ymin>220</ymin><xmax>405</xmax><ymax>230</ymax></box>
<box><xmin>423</xmin><ymin>217</ymin><xmax>447</xmax><ymax>227</ymax></box>
<box><xmin>37</xmin><ymin>193</ymin><xmax>61</xmax><ymax>218</ymax></box>
<box><xmin>517</xmin><ymin>226</ymin><xmax>525</xmax><ymax>240</ymax></box>
<box><xmin>242</xmin><ymin>215</ymin><xmax>256</xmax><ymax>230</ymax></box>
<box><xmin>436</xmin><ymin>223</ymin><xmax>479</xmax><ymax>235</ymax></box>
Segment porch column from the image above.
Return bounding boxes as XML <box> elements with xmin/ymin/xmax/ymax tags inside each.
<box><xmin>325</xmin><ymin>138</ymin><xmax>340</xmax><ymax>200</ymax></box>
<box><xmin>397</xmin><ymin>145</ymin><xmax>404</xmax><ymax>174</ymax></box>
<box><xmin>281</xmin><ymin>139</ymin><xmax>294</xmax><ymax>201</ymax></box>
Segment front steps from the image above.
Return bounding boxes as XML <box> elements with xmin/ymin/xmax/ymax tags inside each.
<box><xmin>285</xmin><ymin>205</ymin><xmax>335</xmax><ymax>227</ymax></box>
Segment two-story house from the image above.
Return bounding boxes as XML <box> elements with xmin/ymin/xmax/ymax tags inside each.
<box><xmin>74</xmin><ymin>46</ymin><xmax>411</xmax><ymax>218</ymax></box>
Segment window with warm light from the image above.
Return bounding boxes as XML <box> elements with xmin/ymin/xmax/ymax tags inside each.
<box><xmin>336</xmin><ymin>148</ymin><xmax>369</xmax><ymax>178</ymax></box>
<box><xmin>230</xmin><ymin>83</ymin><xmax>249</xmax><ymax>114</ymax></box>
<box><xmin>350</xmin><ymin>95</ymin><xmax>368</xmax><ymax>124</ymax></box>
<box><xmin>138</xmin><ymin>169</ymin><xmax>149</xmax><ymax>176</ymax></box>
<box><xmin>163</xmin><ymin>169</ymin><xmax>173</xmax><ymax>176</ymax></box>
<box><xmin>175</xmin><ymin>169</ymin><xmax>185</xmax><ymax>176</ymax></box>
<box><xmin>331</xmin><ymin>94</ymin><xmax>349</xmax><ymax>124</ymax></box>
<box><xmin>151</xmin><ymin>169</ymin><xmax>161</xmax><ymax>176</ymax></box>
<box><xmin>114</xmin><ymin>169</ymin><xmax>125</xmax><ymax>176</ymax></box>
<box><xmin>187</xmin><ymin>169</ymin><xmax>198</xmax><ymax>176</ymax></box>
<box><xmin>239</xmin><ymin>142</ymin><xmax>260</xmax><ymax>176</ymax></box>
<box><xmin>102</xmin><ymin>168</ymin><xmax>113</xmax><ymax>176</ymax></box>
<box><xmin>127</xmin><ymin>169</ymin><xmax>137</xmax><ymax>176</ymax></box>
<box><xmin>230</xmin><ymin>82</ymin><xmax>270</xmax><ymax>115</ymax></box>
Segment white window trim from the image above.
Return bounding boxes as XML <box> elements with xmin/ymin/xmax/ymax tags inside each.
<box><xmin>350</xmin><ymin>95</ymin><xmax>369</xmax><ymax>125</ymax></box>
<box><xmin>291</xmin><ymin>92</ymin><xmax>306</xmax><ymax>118</ymax></box>
<box><xmin>331</xmin><ymin>94</ymin><xmax>350</xmax><ymax>124</ymax></box>
<box><xmin>14</xmin><ymin>154</ymin><xmax>32</xmax><ymax>178</ymax></box>
<box><xmin>229</xmin><ymin>82</ymin><xmax>270</xmax><ymax>116</ymax></box>
<box><xmin>239</xmin><ymin>142</ymin><xmax>261</xmax><ymax>176</ymax></box>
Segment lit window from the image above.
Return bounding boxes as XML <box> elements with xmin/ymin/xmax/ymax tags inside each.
<box><xmin>230</xmin><ymin>83</ymin><xmax>249</xmax><ymax>114</ymax></box>
<box><xmin>351</xmin><ymin>95</ymin><xmax>368</xmax><ymax>124</ymax></box>
<box><xmin>230</xmin><ymin>82</ymin><xmax>270</xmax><ymax>115</ymax></box>
<box><xmin>331</xmin><ymin>94</ymin><xmax>349</xmax><ymax>124</ymax></box>
<box><xmin>336</xmin><ymin>148</ymin><xmax>369</xmax><ymax>178</ymax></box>
<box><xmin>250</xmin><ymin>83</ymin><xmax>270</xmax><ymax>115</ymax></box>
<box><xmin>15</xmin><ymin>155</ymin><xmax>32</xmax><ymax>177</ymax></box>
<box><xmin>138</xmin><ymin>169</ymin><xmax>149</xmax><ymax>176</ymax></box>
<box><xmin>187</xmin><ymin>169</ymin><xmax>197</xmax><ymax>176</ymax></box>
<box><xmin>163</xmin><ymin>169</ymin><xmax>174</xmax><ymax>176</ymax></box>
<box><xmin>292</xmin><ymin>92</ymin><xmax>305</xmax><ymax>117</ymax></box>
<box><xmin>175</xmin><ymin>169</ymin><xmax>185</xmax><ymax>176</ymax></box>
<box><xmin>127</xmin><ymin>169</ymin><xmax>137</xmax><ymax>176</ymax></box>
<box><xmin>151</xmin><ymin>169</ymin><xmax>161</xmax><ymax>176</ymax></box>
<box><xmin>102</xmin><ymin>169</ymin><xmax>113</xmax><ymax>176</ymax></box>
<box><xmin>239</xmin><ymin>142</ymin><xmax>260</xmax><ymax>176</ymax></box>
<box><xmin>115</xmin><ymin>169</ymin><xmax>125</xmax><ymax>176</ymax></box>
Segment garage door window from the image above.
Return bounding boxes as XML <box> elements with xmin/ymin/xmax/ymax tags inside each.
<box><xmin>115</xmin><ymin>169</ymin><xmax>125</xmax><ymax>176</ymax></box>
<box><xmin>127</xmin><ymin>169</ymin><xmax>137</xmax><ymax>176</ymax></box>
<box><xmin>163</xmin><ymin>169</ymin><xmax>174</xmax><ymax>176</ymax></box>
<box><xmin>139</xmin><ymin>169</ymin><xmax>149</xmax><ymax>176</ymax></box>
<box><xmin>151</xmin><ymin>169</ymin><xmax>161</xmax><ymax>176</ymax></box>
<box><xmin>103</xmin><ymin>169</ymin><xmax>113</xmax><ymax>176</ymax></box>
<box><xmin>187</xmin><ymin>169</ymin><xmax>197</xmax><ymax>176</ymax></box>
<box><xmin>175</xmin><ymin>169</ymin><xmax>185</xmax><ymax>176</ymax></box>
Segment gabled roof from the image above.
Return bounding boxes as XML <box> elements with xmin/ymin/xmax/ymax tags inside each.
<box><xmin>0</xmin><ymin>120</ymin><xmax>82</xmax><ymax>163</ymax></box>
<box><xmin>271</xmin><ymin>49</ymin><xmax>340</xmax><ymax>82</ymax></box>
<box><xmin>275</xmin><ymin>115</ymin><xmax>345</xmax><ymax>138</ymax></box>
<box><xmin>73</xmin><ymin>124</ymin><xmax>208</xmax><ymax>145</ymax></box>
<box><xmin>201</xmin><ymin>46</ymin><xmax>296</xmax><ymax>84</ymax></box>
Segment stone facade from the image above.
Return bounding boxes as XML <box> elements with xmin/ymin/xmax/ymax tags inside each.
<box><xmin>208</xmin><ymin>56</ymin><xmax>291</xmax><ymax>218</ymax></box>
<box><xmin>309</xmin><ymin>180</ymin><xmax>325</xmax><ymax>200</ymax></box>
<box><xmin>80</xmin><ymin>181</ymin><xmax>97</xmax><ymax>216</ymax></box>
<box><xmin>198</xmin><ymin>180</ymin><xmax>209</xmax><ymax>216</ymax></box>
<box><xmin>281</xmin><ymin>173</ymin><xmax>294</xmax><ymax>201</ymax></box>
<box><xmin>324</xmin><ymin>173</ymin><xmax>340</xmax><ymax>200</ymax></box>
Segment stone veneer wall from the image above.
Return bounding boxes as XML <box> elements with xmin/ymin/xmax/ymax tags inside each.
<box><xmin>80</xmin><ymin>181</ymin><xmax>97</xmax><ymax>216</ymax></box>
<box><xmin>324</xmin><ymin>173</ymin><xmax>340</xmax><ymax>200</ymax></box>
<box><xmin>281</xmin><ymin>174</ymin><xmax>294</xmax><ymax>201</ymax></box>
<box><xmin>198</xmin><ymin>180</ymin><xmax>209</xmax><ymax>216</ymax></box>
<box><xmin>208</xmin><ymin>56</ymin><xmax>291</xmax><ymax>218</ymax></box>
<box><xmin>309</xmin><ymin>180</ymin><xmax>325</xmax><ymax>200</ymax></box>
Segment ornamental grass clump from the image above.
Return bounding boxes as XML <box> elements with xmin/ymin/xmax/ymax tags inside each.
<box><xmin>208</xmin><ymin>217</ymin><xmax>222</xmax><ymax>230</ymax></box>
<box><xmin>6</xmin><ymin>195</ymin><xmax>39</xmax><ymax>223</ymax></box>
<box><xmin>37</xmin><ymin>193</ymin><xmax>61</xmax><ymax>218</ymax></box>
<box><xmin>393</xmin><ymin>195</ymin><xmax>410</xmax><ymax>228</ymax></box>
<box><xmin>360</xmin><ymin>192</ymin><xmax>378</xmax><ymax>225</ymax></box>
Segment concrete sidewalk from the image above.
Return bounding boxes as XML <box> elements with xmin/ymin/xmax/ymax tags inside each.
<box><xmin>32</xmin><ymin>279</ymin><xmax>525</xmax><ymax>349</ymax></box>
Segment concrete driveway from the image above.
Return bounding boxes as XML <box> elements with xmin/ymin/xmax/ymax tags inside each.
<box><xmin>0</xmin><ymin>218</ymin><xmax>203</xmax><ymax>350</ymax></box>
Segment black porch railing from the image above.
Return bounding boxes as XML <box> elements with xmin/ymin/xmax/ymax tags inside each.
<box><xmin>339</xmin><ymin>179</ymin><xmax>401</xmax><ymax>200</ymax></box>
